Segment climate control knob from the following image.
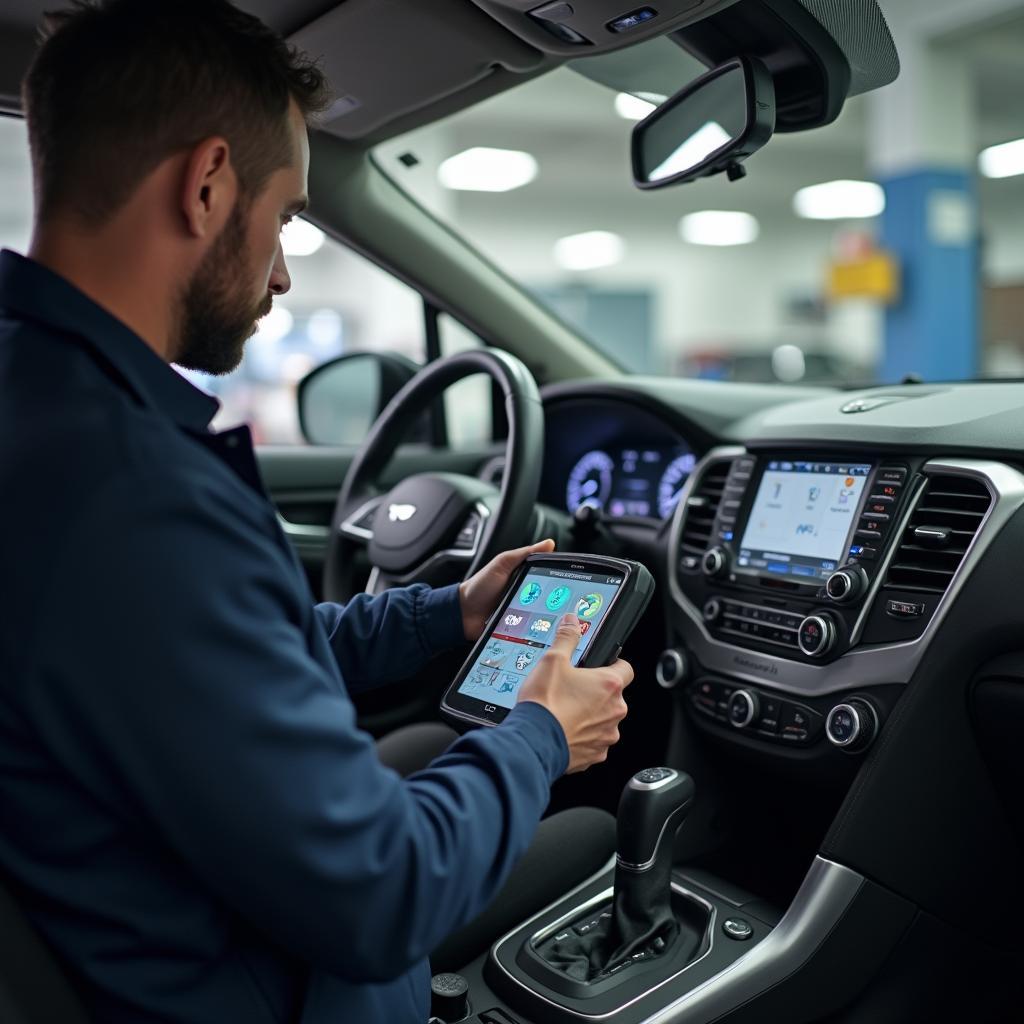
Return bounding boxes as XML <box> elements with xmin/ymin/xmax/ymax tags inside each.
<box><xmin>798</xmin><ymin>614</ymin><xmax>837</xmax><ymax>658</ymax></box>
<box><xmin>826</xmin><ymin>699</ymin><xmax>878</xmax><ymax>751</ymax></box>
<box><xmin>825</xmin><ymin>565</ymin><xmax>869</xmax><ymax>604</ymax></box>
<box><xmin>702</xmin><ymin>546</ymin><xmax>728</xmax><ymax>579</ymax></box>
<box><xmin>727</xmin><ymin>689</ymin><xmax>759</xmax><ymax>729</ymax></box>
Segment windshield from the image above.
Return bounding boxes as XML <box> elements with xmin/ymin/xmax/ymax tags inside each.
<box><xmin>375</xmin><ymin>18</ymin><xmax>1024</xmax><ymax>387</ymax></box>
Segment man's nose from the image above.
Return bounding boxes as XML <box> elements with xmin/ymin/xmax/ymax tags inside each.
<box><xmin>269</xmin><ymin>244</ymin><xmax>291</xmax><ymax>295</ymax></box>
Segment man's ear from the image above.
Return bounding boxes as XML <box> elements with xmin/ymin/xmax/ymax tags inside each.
<box><xmin>180</xmin><ymin>137</ymin><xmax>236</xmax><ymax>239</ymax></box>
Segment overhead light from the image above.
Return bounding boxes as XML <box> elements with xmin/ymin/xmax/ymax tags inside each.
<box><xmin>979</xmin><ymin>138</ymin><xmax>1024</xmax><ymax>179</ymax></box>
<box><xmin>553</xmin><ymin>230</ymin><xmax>625</xmax><ymax>271</ymax></box>
<box><xmin>679</xmin><ymin>210</ymin><xmax>759</xmax><ymax>247</ymax></box>
<box><xmin>614</xmin><ymin>92</ymin><xmax>664</xmax><ymax>121</ymax></box>
<box><xmin>648</xmin><ymin>121</ymin><xmax>731</xmax><ymax>182</ymax></box>
<box><xmin>438</xmin><ymin>147</ymin><xmax>538</xmax><ymax>192</ymax></box>
<box><xmin>281</xmin><ymin>219</ymin><xmax>325</xmax><ymax>256</ymax></box>
<box><xmin>793</xmin><ymin>180</ymin><xmax>885</xmax><ymax>220</ymax></box>
<box><xmin>771</xmin><ymin>344</ymin><xmax>806</xmax><ymax>383</ymax></box>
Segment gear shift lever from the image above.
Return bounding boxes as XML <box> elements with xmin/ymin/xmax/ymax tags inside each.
<box><xmin>606</xmin><ymin>767</ymin><xmax>695</xmax><ymax>965</ymax></box>
<box><xmin>533</xmin><ymin>767</ymin><xmax>696</xmax><ymax>981</ymax></box>
<box><xmin>616</xmin><ymin>767</ymin><xmax>695</xmax><ymax>871</ymax></box>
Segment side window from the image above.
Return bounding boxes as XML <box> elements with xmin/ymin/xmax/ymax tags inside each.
<box><xmin>0</xmin><ymin>117</ymin><xmax>32</xmax><ymax>255</ymax></box>
<box><xmin>203</xmin><ymin>232</ymin><xmax>426</xmax><ymax>444</ymax></box>
<box><xmin>439</xmin><ymin>314</ymin><xmax>497</xmax><ymax>449</ymax></box>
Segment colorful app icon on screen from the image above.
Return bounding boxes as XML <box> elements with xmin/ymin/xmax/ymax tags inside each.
<box><xmin>545</xmin><ymin>585</ymin><xmax>572</xmax><ymax>611</ymax></box>
<box><xmin>519</xmin><ymin>581</ymin><xmax>542</xmax><ymax>606</ymax></box>
<box><xmin>529</xmin><ymin>616</ymin><xmax>554</xmax><ymax>636</ymax></box>
<box><xmin>514</xmin><ymin>651</ymin><xmax>535</xmax><ymax>671</ymax></box>
<box><xmin>576</xmin><ymin>593</ymin><xmax>604</xmax><ymax>619</ymax></box>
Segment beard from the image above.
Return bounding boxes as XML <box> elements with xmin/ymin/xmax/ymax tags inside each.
<box><xmin>173</xmin><ymin>199</ymin><xmax>272</xmax><ymax>376</ymax></box>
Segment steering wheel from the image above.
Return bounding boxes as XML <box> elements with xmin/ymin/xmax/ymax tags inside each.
<box><xmin>323</xmin><ymin>349</ymin><xmax>545</xmax><ymax>602</ymax></box>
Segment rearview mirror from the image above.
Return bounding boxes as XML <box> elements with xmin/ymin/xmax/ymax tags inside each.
<box><xmin>631</xmin><ymin>56</ymin><xmax>775</xmax><ymax>189</ymax></box>
<box><xmin>298</xmin><ymin>351</ymin><xmax>419</xmax><ymax>445</ymax></box>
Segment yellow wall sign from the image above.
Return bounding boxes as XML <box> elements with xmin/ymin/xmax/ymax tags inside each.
<box><xmin>827</xmin><ymin>251</ymin><xmax>901</xmax><ymax>304</ymax></box>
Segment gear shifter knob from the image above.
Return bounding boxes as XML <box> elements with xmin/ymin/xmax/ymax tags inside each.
<box><xmin>616</xmin><ymin>767</ymin><xmax>695</xmax><ymax>870</ymax></box>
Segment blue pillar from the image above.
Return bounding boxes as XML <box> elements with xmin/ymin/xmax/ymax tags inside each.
<box><xmin>879</xmin><ymin>170</ymin><xmax>978</xmax><ymax>383</ymax></box>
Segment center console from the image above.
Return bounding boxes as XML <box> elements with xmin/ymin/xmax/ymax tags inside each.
<box><xmin>660</xmin><ymin>449</ymin><xmax>999</xmax><ymax>761</ymax></box>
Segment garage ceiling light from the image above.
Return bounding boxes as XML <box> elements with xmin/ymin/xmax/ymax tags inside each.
<box><xmin>553</xmin><ymin>230</ymin><xmax>626</xmax><ymax>271</ymax></box>
<box><xmin>438</xmin><ymin>147</ymin><xmax>538</xmax><ymax>192</ymax></box>
<box><xmin>281</xmin><ymin>219</ymin><xmax>325</xmax><ymax>256</ymax></box>
<box><xmin>679</xmin><ymin>210</ymin><xmax>759</xmax><ymax>246</ymax></box>
<box><xmin>614</xmin><ymin>92</ymin><xmax>664</xmax><ymax>121</ymax></box>
<box><xmin>979</xmin><ymin>138</ymin><xmax>1024</xmax><ymax>179</ymax></box>
<box><xmin>793</xmin><ymin>180</ymin><xmax>885</xmax><ymax>220</ymax></box>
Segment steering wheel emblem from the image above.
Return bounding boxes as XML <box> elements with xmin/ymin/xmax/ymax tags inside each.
<box><xmin>388</xmin><ymin>503</ymin><xmax>418</xmax><ymax>523</ymax></box>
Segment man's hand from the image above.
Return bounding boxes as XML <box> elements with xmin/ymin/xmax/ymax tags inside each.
<box><xmin>458</xmin><ymin>538</ymin><xmax>556</xmax><ymax>642</ymax></box>
<box><xmin>518</xmin><ymin>615</ymin><xmax>633</xmax><ymax>774</ymax></box>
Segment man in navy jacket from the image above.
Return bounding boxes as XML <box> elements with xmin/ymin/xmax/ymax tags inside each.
<box><xmin>0</xmin><ymin>1</ymin><xmax>633</xmax><ymax>1021</ymax></box>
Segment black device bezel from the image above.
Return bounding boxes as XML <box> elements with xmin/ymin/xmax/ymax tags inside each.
<box><xmin>440</xmin><ymin>554</ymin><xmax>649</xmax><ymax>729</ymax></box>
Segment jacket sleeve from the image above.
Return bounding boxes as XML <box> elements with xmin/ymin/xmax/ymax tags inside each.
<box><xmin>312</xmin><ymin>583</ymin><xmax>466</xmax><ymax>694</ymax></box>
<box><xmin>27</xmin><ymin>473</ymin><xmax>569</xmax><ymax>983</ymax></box>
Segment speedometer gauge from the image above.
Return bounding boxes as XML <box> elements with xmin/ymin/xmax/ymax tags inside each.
<box><xmin>657</xmin><ymin>452</ymin><xmax>697</xmax><ymax>518</ymax></box>
<box><xmin>566</xmin><ymin>450</ymin><xmax>614</xmax><ymax>513</ymax></box>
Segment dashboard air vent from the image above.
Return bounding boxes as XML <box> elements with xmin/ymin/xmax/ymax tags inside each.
<box><xmin>678</xmin><ymin>460</ymin><xmax>732</xmax><ymax>571</ymax></box>
<box><xmin>884</xmin><ymin>475</ymin><xmax>991</xmax><ymax>594</ymax></box>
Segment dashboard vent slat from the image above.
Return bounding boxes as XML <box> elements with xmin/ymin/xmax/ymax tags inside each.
<box><xmin>884</xmin><ymin>475</ymin><xmax>991</xmax><ymax>595</ymax></box>
<box><xmin>678</xmin><ymin>460</ymin><xmax>732</xmax><ymax>568</ymax></box>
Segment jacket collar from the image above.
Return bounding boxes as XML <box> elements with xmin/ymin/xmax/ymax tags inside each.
<box><xmin>0</xmin><ymin>248</ymin><xmax>220</xmax><ymax>431</ymax></box>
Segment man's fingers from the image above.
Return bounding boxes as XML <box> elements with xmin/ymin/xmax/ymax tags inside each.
<box><xmin>548</xmin><ymin>613</ymin><xmax>581</xmax><ymax>657</ymax></box>
<box><xmin>497</xmin><ymin>538</ymin><xmax>555</xmax><ymax>568</ymax></box>
<box><xmin>607</xmin><ymin>659</ymin><xmax>635</xmax><ymax>689</ymax></box>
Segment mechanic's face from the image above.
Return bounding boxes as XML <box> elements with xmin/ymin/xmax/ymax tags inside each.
<box><xmin>175</xmin><ymin>102</ymin><xmax>310</xmax><ymax>376</ymax></box>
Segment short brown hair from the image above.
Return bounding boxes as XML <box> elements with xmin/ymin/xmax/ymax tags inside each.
<box><xmin>22</xmin><ymin>0</ymin><xmax>331</xmax><ymax>226</ymax></box>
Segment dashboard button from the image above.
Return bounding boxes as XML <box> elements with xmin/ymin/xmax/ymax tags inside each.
<box><xmin>856</xmin><ymin>518</ymin><xmax>886</xmax><ymax>535</ymax></box>
<box><xmin>877</xmin><ymin>467</ymin><xmax>908</xmax><ymax>484</ymax></box>
<box><xmin>703</xmin><ymin>598</ymin><xmax>722</xmax><ymax>623</ymax></box>
<box><xmin>780</xmin><ymin>703</ymin><xmax>819</xmax><ymax>742</ymax></box>
<box><xmin>723</xmin><ymin>918</ymin><xmax>753</xmax><ymax>941</ymax></box>
<box><xmin>877</xmin><ymin>482</ymin><xmax>902</xmax><ymax>500</ymax></box>
<box><xmin>756</xmin><ymin>696</ymin><xmax>782</xmax><ymax>733</ymax></box>
<box><xmin>859</xmin><ymin>511</ymin><xmax>890</xmax><ymax>523</ymax></box>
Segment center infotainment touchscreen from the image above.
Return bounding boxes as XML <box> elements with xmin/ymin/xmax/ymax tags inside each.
<box><xmin>738</xmin><ymin>461</ymin><xmax>872</xmax><ymax>582</ymax></box>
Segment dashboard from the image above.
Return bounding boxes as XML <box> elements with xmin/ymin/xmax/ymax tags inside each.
<box><xmin>537</xmin><ymin>377</ymin><xmax>1024</xmax><ymax>770</ymax></box>
<box><xmin>538</xmin><ymin>396</ymin><xmax>700</xmax><ymax>521</ymax></box>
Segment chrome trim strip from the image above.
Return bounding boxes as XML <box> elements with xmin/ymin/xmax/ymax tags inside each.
<box><xmin>642</xmin><ymin>857</ymin><xmax>863</xmax><ymax>1024</ymax></box>
<box><xmin>276</xmin><ymin>514</ymin><xmax>330</xmax><ymax>540</ymax></box>
<box><xmin>492</xmin><ymin>878</ymin><xmax>716</xmax><ymax>1020</ymax></box>
<box><xmin>338</xmin><ymin>497</ymin><xmax>383</xmax><ymax>541</ymax></box>
<box><xmin>667</xmin><ymin>454</ymin><xmax>1024</xmax><ymax>697</ymax></box>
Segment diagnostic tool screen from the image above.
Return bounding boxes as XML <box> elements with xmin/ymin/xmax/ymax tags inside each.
<box><xmin>738</xmin><ymin>461</ymin><xmax>872</xmax><ymax>582</ymax></box>
<box><xmin>456</xmin><ymin>565</ymin><xmax>623</xmax><ymax>710</ymax></box>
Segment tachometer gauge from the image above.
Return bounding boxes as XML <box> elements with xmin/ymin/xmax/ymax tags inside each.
<box><xmin>657</xmin><ymin>452</ymin><xmax>697</xmax><ymax>518</ymax></box>
<box><xmin>566</xmin><ymin>450</ymin><xmax>614</xmax><ymax>513</ymax></box>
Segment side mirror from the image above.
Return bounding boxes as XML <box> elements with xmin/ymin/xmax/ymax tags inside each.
<box><xmin>298</xmin><ymin>351</ymin><xmax>420</xmax><ymax>445</ymax></box>
<box><xmin>631</xmin><ymin>56</ymin><xmax>775</xmax><ymax>189</ymax></box>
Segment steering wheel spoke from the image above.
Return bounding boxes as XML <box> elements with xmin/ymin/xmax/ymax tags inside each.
<box><xmin>338</xmin><ymin>496</ymin><xmax>383</xmax><ymax>546</ymax></box>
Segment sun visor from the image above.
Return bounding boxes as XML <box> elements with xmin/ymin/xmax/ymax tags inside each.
<box><xmin>290</xmin><ymin>0</ymin><xmax>547</xmax><ymax>140</ymax></box>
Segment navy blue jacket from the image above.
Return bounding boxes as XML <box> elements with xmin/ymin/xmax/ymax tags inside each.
<box><xmin>0</xmin><ymin>250</ymin><xmax>569</xmax><ymax>1023</ymax></box>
